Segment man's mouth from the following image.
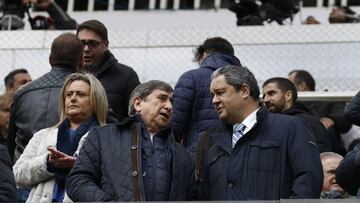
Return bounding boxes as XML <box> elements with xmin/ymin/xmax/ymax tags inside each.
<box><xmin>159</xmin><ymin>112</ymin><xmax>170</xmax><ymax>119</ymax></box>
<box><xmin>83</xmin><ymin>55</ymin><xmax>92</xmax><ymax>63</ymax></box>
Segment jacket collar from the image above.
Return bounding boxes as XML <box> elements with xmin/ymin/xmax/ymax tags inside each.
<box><xmin>94</xmin><ymin>50</ymin><xmax>118</xmax><ymax>76</ymax></box>
<box><xmin>200</xmin><ymin>53</ymin><xmax>241</xmax><ymax>71</ymax></box>
<box><xmin>51</xmin><ymin>65</ymin><xmax>76</xmax><ymax>72</ymax></box>
<box><xmin>131</xmin><ymin>114</ymin><xmax>174</xmax><ymax>143</ymax></box>
<box><xmin>210</xmin><ymin>106</ymin><xmax>267</xmax><ymax>154</ymax></box>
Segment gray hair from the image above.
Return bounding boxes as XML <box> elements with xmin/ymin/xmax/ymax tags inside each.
<box><xmin>128</xmin><ymin>80</ymin><xmax>173</xmax><ymax>116</ymax></box>
<box><xmin>320</xmin><ymin>152</ymin><xmax>343</xmax><ymax>161</ymax></box>
<box><xmin>211</xmin><ymin>65</ymin><xmax>260</xmax><ymax>101</ymax></box>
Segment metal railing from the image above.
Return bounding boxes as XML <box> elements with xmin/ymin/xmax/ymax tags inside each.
<box><xmin>297</xmin><ymin>91</ymin><xmax>358</xmax><ymax>102</ymax></box>
<box><xmin>62</xmin><ymin>0</ymin><xmax>355</xmax><ymax>12</ymax></box>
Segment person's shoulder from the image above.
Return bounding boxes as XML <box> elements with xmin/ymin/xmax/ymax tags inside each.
<box><xmin>265</xmin><ymin>111</ymin><xmax>306</xmax><ymax>126</ymax></box>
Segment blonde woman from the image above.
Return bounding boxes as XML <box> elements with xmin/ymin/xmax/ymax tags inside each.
<box><xmin>13</xmin><ymin>73</ymin><xmax>108</xmax><ymax>203</ymax></box>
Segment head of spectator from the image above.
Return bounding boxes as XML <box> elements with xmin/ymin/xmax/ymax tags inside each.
<box><xmin>329</xmin><ymin>6</ymin><xmax>359</xmax><ymax>23</ymax></box>
<box><xmin>4</xmin><ymin>69</ymin><xmax>32</xmax><ymax>92</ymax></box>
<box><xmin>320</xmin><ymin>152</ymin><xmax>344</xmax><ymax>193</ymax></box>
<box><xmin>303</xmin><ymin>16</ymin><xmax>321</xmax><ymax>24</ymax></box>
<box><xmin>76</xmin><ymin>20</ymin><xmax>109</xmax><ymax>73</ymax></box>
<box><xmin>194</xmin><ymin>37</ymin><xmax>235</xmax><ymax>64</ymax></box>
<box><xmin>262</xmin><ymin>77</ymin><xmax>297</xmax><ymax>113</ymax></box>
<box><xmin>0</xmin><ymin>91</ymin><xmax>14</xmax><ymax>135</ymax></box>
<box><xmin>58</xmin><ymin>73</ymin><xmax>108</xmax><ymax>128</ymax></box>
<box><xmin>288</xmin><ymin>69</ymin><xmax>315</xmax><ymax>91</ymax></box>
<box><xmin>210</xmin><ymin>65</ymin><xmax>260</xmax><ymax>125</ymax></box>
<box><xmin>128</xmin><ymin>80</ymin><xmax>173</xmax><ymax>134</ymax></box>
<box><xmin>49</xmin><ymin>32</ymin><xmax>84</xmax><ymax>70</ymax></box>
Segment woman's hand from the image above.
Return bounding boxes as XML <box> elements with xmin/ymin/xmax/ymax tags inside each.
<box><xmin>47</xmin><ymin>146</ymin><xmax>76</xmax><ymax>169</ymax></box>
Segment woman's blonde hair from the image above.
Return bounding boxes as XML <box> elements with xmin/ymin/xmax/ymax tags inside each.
<box><xmin>57</xmin><ymin>73</ymin><xmax>108</xmax><ymax>126</ymax></box>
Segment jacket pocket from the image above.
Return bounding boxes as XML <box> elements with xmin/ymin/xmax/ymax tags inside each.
<box><xmin>248</xmin><ymin>141</ymin><xmax>279</xmax><ymax>173</ymax></box>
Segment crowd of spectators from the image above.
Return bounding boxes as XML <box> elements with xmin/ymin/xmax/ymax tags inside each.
<box><xmin>1</xmin><ymin>15</ymin><xmax>360</xmax><ymax>203</ymax></box>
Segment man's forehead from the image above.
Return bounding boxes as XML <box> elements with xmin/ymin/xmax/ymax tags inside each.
<box><xmin>149</xmin><ymin>89</ymin><xmax>172</xmax><ymax>96</ymax></box>
<box><xmin>263</xmin><ymin>82</ymin><xmax>281</xmax><ymax>91</ymax></box>
<box><xmin>14</xmin><ymin>73</ymin><xmax>30</xmax><ymax>79</ymax></box>
<box><xmin>211</xmin><ymin>75</ymin><xmax>227</xmax><ymax>88</ymax></box>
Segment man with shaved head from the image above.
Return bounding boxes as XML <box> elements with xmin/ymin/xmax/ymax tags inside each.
<box><xmin>8</xmin><ymin>33</ymin><xmax>83</xmax><ymax>163</ymax></box>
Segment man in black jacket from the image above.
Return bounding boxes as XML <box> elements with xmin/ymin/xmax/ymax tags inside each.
<box><xmin>76</xmin><ymin>20</ymin><xmax>140</xmax><ymax>122</ymax></box>
<box><xmin>289</xmin><ymin>69</ymin><xmax>352</xmax><ymax>155</ymax></box>
<box><xmin>197</xmin><ymin>65</ymin><xmax>322</xmax><ymax>200</ymax></box>
<box><xmin>262</xmin><ymin>77</ymin><xmax>327</xmax><ymax>152</ymax></box>
<box><xmin>8</xmin><ymin>33</ymin><xmax>83</xmax><ymax>163</ymax></box>
<box><xmin>336</xmin><ymin>91</ymin><xmax>360</xmax><ymax>196</ymax></box>
<box><xmin>66</xmin><ymin>80</ymin><xmax>194</xmax><ymax>201</ymax></box>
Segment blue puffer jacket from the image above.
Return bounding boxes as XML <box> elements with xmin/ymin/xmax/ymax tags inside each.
<box><xmin>171</xmin><ymin>53</ymin><xmax>241</xmax><ymax>157</ymax></box>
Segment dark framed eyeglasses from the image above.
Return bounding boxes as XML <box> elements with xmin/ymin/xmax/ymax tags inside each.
<box><xmin>80</xmin><ymin>40</ymin><xmax>103</xmax><ymax>49</ymax></box>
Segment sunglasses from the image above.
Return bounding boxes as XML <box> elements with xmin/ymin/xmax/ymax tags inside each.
<box><xmin>80</xmin><ymin>40</ymin><xmax>103</xmax><ymax>49</ymax></box>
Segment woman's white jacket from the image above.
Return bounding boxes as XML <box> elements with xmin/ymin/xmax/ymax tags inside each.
<box><xmin>13</xmin><ymin>127</ymin><xmax>88</xmax><ymax>203</ymax></box>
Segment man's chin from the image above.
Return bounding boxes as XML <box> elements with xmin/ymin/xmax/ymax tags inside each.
<box><xmin>82</xmin><ymin>64</ymin><xmax>96</xmax><ymax>72</ymax></box>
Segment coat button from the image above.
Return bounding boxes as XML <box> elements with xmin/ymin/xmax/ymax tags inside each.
<box><xmin>228</xmin><ymin>182</ymin><xmax>233</xmax><ymax>188</ymax></box>
<box><xmin>132</xmin><ymin>171</ymin><xmax>138</xmax><ymax>176</ymax></box>
<box><xmin>131</xmin><ymin>145</ymin><xmax>137</xmax><ymax>150</ymax></box>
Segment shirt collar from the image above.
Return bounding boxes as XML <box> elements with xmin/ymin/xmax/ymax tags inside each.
<box><xmin>233</xmin><ymin>107</ymin><xmax>260</xmax><ymax>135</ymax></box>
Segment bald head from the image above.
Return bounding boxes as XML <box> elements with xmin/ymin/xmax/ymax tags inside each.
<box><xmin>50</xmin><ymin>33</ymin><xmax>84</xmax><ymax>68</ymax></box>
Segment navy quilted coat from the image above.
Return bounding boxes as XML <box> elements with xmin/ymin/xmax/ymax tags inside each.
<box><xmin>66</xmin><ymin>116</ymin><xmax>195</xmax><ymax>201</ymax></box>
<box><xmin>171</xmin><ymin>53</ymin><xmax>241</xmax><ymax>157</ymax></box>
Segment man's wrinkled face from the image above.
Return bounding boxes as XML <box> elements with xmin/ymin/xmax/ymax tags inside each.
<box><xmin>262</xmin><ymin>83</ymin><xmax>287</xmax><ymax>113</ymax></box>
<box><xmin>134</xmin><ymin>89</ymin><xmax>173</xmax><ymax>134</ymax></box>
<box><xmin>322</xmin><ymin>157</ymin><xmax>344</xmax><ymax>192</ymax></box>
<box><xmin>77</xmin><ymin>29</ymin><xmax>108</xmax><ymax>72</ymax></box>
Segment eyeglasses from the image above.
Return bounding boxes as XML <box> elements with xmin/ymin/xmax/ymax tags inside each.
<box><xmin>80</xmin><ymin>40</ymin><xmax>103</xmax><ymax>49</ymax></box>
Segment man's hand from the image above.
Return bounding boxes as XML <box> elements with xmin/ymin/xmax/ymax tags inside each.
<box><xmin>47</xmin><ymin>146</ymin><xmax>76</xmax><ymax>169</ymax></box>
<box><xmin>22</xmin><ymin>0</ymin><xmax>52</xmax><ymax>9</ymax></box>
<box><xmin>320</xmin><ymin>117</ymin><xmax>335</xmax><ymax>129</ymax></box>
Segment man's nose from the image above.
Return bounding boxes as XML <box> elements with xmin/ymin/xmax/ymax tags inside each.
<box><xmin>164</xmin><ymin>100</ymin><xmax>173</xmax><ymax>111</ymax></box>
<box><xmin>83</xmin><ymin>44</ymin><xmax>90</xmax><ymax>51</ymax></box>
<box><xmin>263</xmin><ymin>95</ymin><xmax>270</xmax><ymax>103</ymax></box>
<box><xmin>212</xmin><ymin>95</ymin><xmax>219</xmax><ymax>104</ymax></box>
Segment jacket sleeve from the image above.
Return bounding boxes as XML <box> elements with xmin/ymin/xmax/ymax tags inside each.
<box><xmin>325</xmin><ymin>102</ymin><xmax>352</xmax><ymax>133</ymax></box>
<box><xmin>171</xmin><ymin>71</ymin><xmax>195</xmax><ymax>141</ymax></box>
<box><xmin>66</xmin><ymin>129</ymin><xmax>114</xmax><ymax>202</ymax></box>
<box><xmin>287</xmin><ymin>118</ymin><xmax>323</xmax><ymax>198</ymax></box>
<box><xmin>8</xmin><ymin>93</ymin><xmax>19</xmax><ymax>164</ymax></box>
<box><xmin>336</xmin><ymin>144</ymin><xmax>360</xmax><ymax>195</ymax></box>
<box><xmin>0</xmin><ymin>145</ymin><xmax>17</xmax><ymax>202</ymax></box>
<box><xmin>46</xmin><ymin>1</ymin><xmax>77</xmax><ymax>29</ymax></box>
<box><xmin>13</xmin><ymin>130</ymin><xmax>54</xmax><ymax>188</ymax></box>
<box><xmin>345</xmin><ymin>91</ymin><xmax>360</xmax><ymax>126</ymax></box>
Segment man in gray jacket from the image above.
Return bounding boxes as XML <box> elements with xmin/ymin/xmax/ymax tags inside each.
<box><xmin>8</xmin><ymin>33</ymin><xmax>83</xmax><ymax>163</ymax></box>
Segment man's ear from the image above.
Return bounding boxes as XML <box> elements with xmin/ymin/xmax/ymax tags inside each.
<box><xmin>103</xmin><ymin>40</ymin><xmax>109</xmax><ymax>48</ymax></box>
<box><xmin>240</xmin><ymin>84</ymin><xmax>250</xmax><ymax>98</ymax></box>
<box><xmin>285</xmin><ymin>90</ymin><xmax>293</xmax><ymax>103</ymax></box>
<box><xmin>133</xmin><ymin>97</ymin><xmax>142</xmax><ymax>113</ymax></box>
